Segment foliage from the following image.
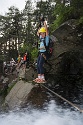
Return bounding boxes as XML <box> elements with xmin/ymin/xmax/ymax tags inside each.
<box><xmin>31</xmin><ymin>47</ymin><xmax>38</xmax><ymax>61</ymax></box>
<box><xmin>19</xmin><ymin>43</ymin><xmax>38</xmax><ymax>61</ymax></box>
<box><xmin>79</xmin><ymin>16</ymin><xmax>83</xmax><ymax>24</ymax></box>
<box><xmin>0</xmin><ymin>54</ymin><xmax>6</xmax><ymax>61</ymax></box>
<box><xmin>33</xmin><ymin>0</ymin><xmax>56</xmax><ymax>27</ymax></box>
<box><xmin>0</xmin><ymin>0</ymin><xmax>83</xmax><ymax>61</ymax></box>
<box><xmin>19</xmin><ymin>43</ymin><xmax>32</xmax><ymax>55</ymax></box>
<box><xmin>50</xmin><ymin>0</ymin><xmax>83</xmax><ymax>32</ymax></box>
<box><xmin>0</xmin><ymin>6</ymin><xmax>25</xmax><ymax>60</ymax></box>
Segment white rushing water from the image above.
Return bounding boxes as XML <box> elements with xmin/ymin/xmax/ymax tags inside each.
<box><xmin>0</xmin><ymin>100</ymin><xmax>83</xmax><ymax>125</ymax></box>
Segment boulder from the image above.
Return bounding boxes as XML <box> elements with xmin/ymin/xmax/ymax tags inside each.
<box><xmin>18</xmin><ymin>67</ymin><xmax>26</xmax><ymax>79</ymax></box>
<box><xmin>25</xmin><ymin>67</ymin><xmax>37</xmax><ymax>81</ymax></box>
<box><xmin>44</xmin><ymin>19</ymin><xmax>83</xmax><ymax>88</ymax></box>
<box><xmin>5</xmin><ymin>80</ymin><xmax>33</xmax><ymax>109</ymax></box>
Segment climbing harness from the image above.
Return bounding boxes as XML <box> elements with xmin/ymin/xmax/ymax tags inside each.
<box><xmin>41</xmin><ymin>84</ymin><xmax>83</xmax><ymax>113</ymax></box>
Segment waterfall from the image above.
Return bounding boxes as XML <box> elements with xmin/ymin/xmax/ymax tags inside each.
<box><xmin>0</xmin><ymin>100</ymin><xmax>83</xmax><ymax>125</ymax></box>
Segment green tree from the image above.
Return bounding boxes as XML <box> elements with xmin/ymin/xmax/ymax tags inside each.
<box><xmin>0</xmin><ymin>6</ymin><xmax>24</xmax><ymax>59</ymax></box>
<box><xmin>70</xmin><ymin>0</ymin><xmax>83</xmax><ymax>21</ymax></box>
<box><xmin>23</xmin><ymin>0</ymin><xmax>35</xmax><ymax>44</ymax></box>
<box><xmin>50</xmin><ymin>0</ymin><xmax>83</xmax><ymax>32</ymax></box>
<box><xmin>31</xmin><ymin>47</ymin><xmax>38</xmax><ymax>61</ymax></box>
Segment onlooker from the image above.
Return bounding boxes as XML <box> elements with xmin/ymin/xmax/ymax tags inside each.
<box><xmin>10</xmin><ymin>58</ymin><xmax>16</xmax><ymax>67</ymax></box>
<box><xmin>19</xmin><ymin>57</ymin><xmax>24</xmax><ymax>68</ymax></box>
<box><xmin>17</xmin><ymin>54</ymin><xmax>21</xmax><ymax>67</ymax></box>
<box><xmin>23</xmin><ymin>52</ymin><xmax>28</xmax><ymax>69</ymax></box>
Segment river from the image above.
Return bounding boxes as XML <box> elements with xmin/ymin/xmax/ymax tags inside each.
<box><xmin>0</xmin><ymin>100</ymin><xmax>83</xmax><ymax>125</ymax></box>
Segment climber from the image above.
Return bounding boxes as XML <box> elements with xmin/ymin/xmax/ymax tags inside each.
<box><xmin>33</xmin><ymin>21</ymin><xmax>49</xmax><ymax>83</ymax></box>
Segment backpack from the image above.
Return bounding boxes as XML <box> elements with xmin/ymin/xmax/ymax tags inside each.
<box><xmin>43</xmin><ymin>37</ymin><xmax>54</xmax><ymax>59</ymax></box>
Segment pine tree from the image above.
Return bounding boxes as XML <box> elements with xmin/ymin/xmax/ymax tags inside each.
<box><xmin>23</xmin><ymin>0</ymin><xmax>34</xmax><ymax>44</ymax></box>
<box><xmin>0</xmin><ymin>6</ymin><xmax>24</xmax><ymax>59</ymax></box>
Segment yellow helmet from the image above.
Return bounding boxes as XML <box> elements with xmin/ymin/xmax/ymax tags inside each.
<box><xmin>39</xmin><ymin>27</ymin><xmax>46</xmax><ymax>33</ymax></box>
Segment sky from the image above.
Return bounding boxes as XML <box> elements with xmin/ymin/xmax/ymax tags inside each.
<box><xmin>0</xmin><ymin>0</ymin><xmax>44</xmax><ymax>15</ymax></box>
<box><xmin>0</xmin><ymin>0</ymin><xmax>26</xmax><ymax>15</ymax></box>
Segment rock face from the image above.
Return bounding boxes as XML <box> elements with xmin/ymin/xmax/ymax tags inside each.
<box><xmin>25</xmin><ymin>67</ymin><xmax>37</xmax><ymax>81</ymax></box>
<box><xmin>5</xmin><ymin>80</ymin><xmax>33</xmax><ymax>109</ymax></box>
<box><xmin>0</xmin><ymin>60</ymin><xmax>3</xmax><ymax>74</ymax></box>
<box><xmin>43</xmin><ymin>19</ymin><xmax>83</xmax><ymax>101</ymax></box>
<box><xmin>45</xmin><ymin>19</ymin><xmax>83</xmax><ymax>77</ymax></box>
<box><xmin>18</xmin><ymin>67</ymin><xmax>26</xmax><ymax>79</ymax></box>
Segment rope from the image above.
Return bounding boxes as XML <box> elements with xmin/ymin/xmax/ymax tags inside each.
<box><xmin>41</xmin><ymin>84</ymin><xmax>83</xmax><ymax>113</ymax></box>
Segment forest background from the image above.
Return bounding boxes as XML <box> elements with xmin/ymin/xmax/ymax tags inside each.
<box><xmin>0</xmin><ymin>0</ymin><xmax>83</xmax><ymax>62</ymax></box>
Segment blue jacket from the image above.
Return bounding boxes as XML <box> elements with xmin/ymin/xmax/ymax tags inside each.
<box><xmin>39</xmin><ymin>35</ymin><xmax>49</xmax><ymax>53</ymax></box>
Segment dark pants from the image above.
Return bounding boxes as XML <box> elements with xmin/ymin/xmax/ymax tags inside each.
<box><xmin>37</xmin><ymin>53</ymin><xmax>46</xmax><ymax>74</ymax></box>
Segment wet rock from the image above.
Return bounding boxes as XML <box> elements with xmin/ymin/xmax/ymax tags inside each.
<box><xmin>23</xmin><ymin>86</ymin><xmax>49</xmax><ymax>109</ymax></box>
<box><xmin>0</xmin><ymin>96</ymin><xmax>4</xmax><ymax>111</ymax></box>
